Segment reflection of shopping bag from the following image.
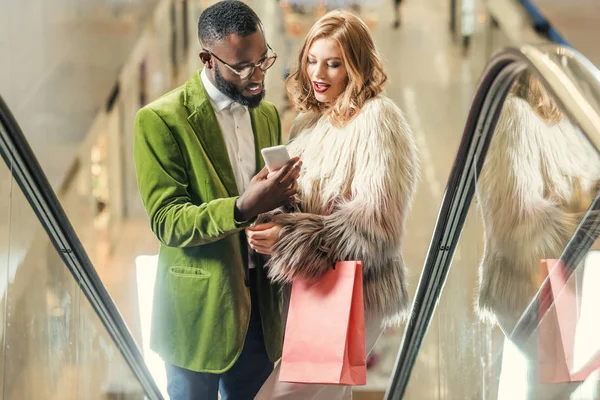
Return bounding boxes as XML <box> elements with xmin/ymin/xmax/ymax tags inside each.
<box><xmin>279</xmin><ymin>261</ymin><xmax>366</xmax><ymax>385</ymax></box>
<box><xmin>538</xmin><ymin>259</ymin><xmax>600</xmax><ymax>383</ymax></box>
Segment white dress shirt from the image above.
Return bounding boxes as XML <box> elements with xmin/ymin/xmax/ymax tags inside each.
<box><xmin>201</xmin><ymin>69</ymin><xmax>257</xmax><ymax>269</ymax></box>
<box><xmin>201</xmin><ymin>68</ymin><xmax>256</xmax><ymax>195</ymax></box>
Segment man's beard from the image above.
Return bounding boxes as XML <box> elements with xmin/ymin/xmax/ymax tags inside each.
<box><xmin>214</xmin><ymin>64</ymin><xmax>265</xmax><ymax>109</ymax></box>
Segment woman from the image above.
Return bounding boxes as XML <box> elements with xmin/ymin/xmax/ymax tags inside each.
<box><xmin>477</xmin><ymin>71</ymin><xmax>600</xmax><ymax>399</ymax></box>
<box><xmin>249</xmin><ymin>10</ymin><xmax>419</xmax><ymax>399</ymax></box>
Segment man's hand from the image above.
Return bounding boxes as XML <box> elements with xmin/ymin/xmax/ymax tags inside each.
<box><xmin>235</xmin><ymin>157</ymin><xmax>302</xmax><ymax>221</ymax></box>
<box><xmin>246</xmin><ymin>223</ymin><xmax>282</xmax><ymax>255</ymax></box>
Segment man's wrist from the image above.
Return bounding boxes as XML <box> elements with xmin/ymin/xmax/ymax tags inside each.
<box><xmin>234</xmin><ymin>198</ymin><xmax>251</xmax><ymax>223</ymax></box>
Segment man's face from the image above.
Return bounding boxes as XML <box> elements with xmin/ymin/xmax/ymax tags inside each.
<box><xmin>203</xmin><ymin>30</ymin><xmax>269</xmax><ymax>109</ymax></box>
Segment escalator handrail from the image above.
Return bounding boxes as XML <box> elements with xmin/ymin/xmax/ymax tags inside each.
<box><xmin>0</xmin><ymin>95</ymin><xmax>163</xmax><ymax>399</ymax></box>
<box><xmin>385</xmin><ymin>44</ymin><xmax>600</xmax><ymax>399</ymax></box>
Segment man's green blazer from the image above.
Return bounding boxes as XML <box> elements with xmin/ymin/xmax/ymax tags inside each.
<box><xmin>133</xmin><ymin>70</ymin><xmax>283</xmax><ymax>373</ymax></box>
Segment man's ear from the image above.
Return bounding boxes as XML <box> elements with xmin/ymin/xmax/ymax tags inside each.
<box><xmin>199</xmin><ymin>51</ymin><xmax>212</xmax><ymax>68</ymax></box>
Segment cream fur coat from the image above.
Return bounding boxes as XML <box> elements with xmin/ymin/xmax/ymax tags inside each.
<box><xmin>261</xmin><ymin>95</ymin><xmax>419</xmax><ymax>325</ymax></box>
<box><xmin>476</xmin><ymin>96</ymin><xmax>600</xmax><ymax>334</ymax></box>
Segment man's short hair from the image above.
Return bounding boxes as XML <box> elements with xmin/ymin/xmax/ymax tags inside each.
<box><xmin>198</xmin><ymin>1</ymin><xmax>263</xmax><ymax>48</ymax></box>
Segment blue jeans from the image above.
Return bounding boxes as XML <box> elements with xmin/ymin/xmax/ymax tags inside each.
<box><xmin>164</xmin><ymin>269</ymin><xmax>274</xmax><ymax>400</ymax></box>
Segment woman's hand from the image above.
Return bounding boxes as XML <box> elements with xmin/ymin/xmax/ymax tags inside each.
<box><xmin>246</xmin><ymin>222</ymin><xmax>282</xmax><ymax>255</ymax></box>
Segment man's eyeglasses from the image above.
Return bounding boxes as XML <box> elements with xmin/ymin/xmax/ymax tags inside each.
<box><xmin>203</xmin><ymin>44</ymin><xmax>278</xmax><ymax>80</ymax></box>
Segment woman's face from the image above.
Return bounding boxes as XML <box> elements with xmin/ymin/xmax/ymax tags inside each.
<box><xmin>306</xmin><ymin>38</ymin><xmax>348</xmax><ymax>104</ymax></box>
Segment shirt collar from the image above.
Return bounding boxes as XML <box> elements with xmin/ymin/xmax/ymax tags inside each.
<box><xmin>200</xmin><ymin>68</ymin><xmax>236</xmax><ymax>112</ymax></box>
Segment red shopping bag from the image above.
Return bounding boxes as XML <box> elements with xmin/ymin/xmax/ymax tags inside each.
<box><xmin>538</xmin><ymin>259</ymin><xmax>600</xmax><ymax>383</ymax></box>
<box><xmin>279</xmin><ymin>261</ymin><xmax>366</xmax><ymax>385</ymax></box>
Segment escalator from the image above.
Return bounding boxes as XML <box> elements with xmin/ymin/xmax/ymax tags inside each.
<box><xmin>386</xmin><ymin>45</ymin><xmax>600</xmax><ymax>399</ymax></box>
<box><xmin>3</xmin><ymin>42</ymin><xmax>600</xmax><ymax>400</ymax></box>
<box><xmin>0</xmin><ymin>97</ymin><xmax>162</xmax><ymax>399</ymax></box>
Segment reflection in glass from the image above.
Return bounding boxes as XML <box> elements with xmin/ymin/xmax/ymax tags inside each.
<box><xmin>477</xmin><ymin>70</ymin><xmax>600</xmax><ymax>399</ymax></box>
<box><xmin>493</xmin><ymin>248</ymin><xmax>600</xmax><ymax>399</ymax></box>
<box><xmin>404</xmin><ymin>67</ymin><xmax>600</xmax><ymax>399</ymax></box>
<box><xmin>477</xmin><ymin>70</ymin><xmax>600</xmax><ymax>336</ymax></box>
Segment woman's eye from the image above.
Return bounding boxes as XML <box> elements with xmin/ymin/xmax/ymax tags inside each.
<box><xmin>328</xmin><ymin>63</ymin><xmax>340</xmax><ymax>68</ymax></box>
<box><xmin>307</xmin><ymin>59</ymin><xmax>316</xmax><ymax>65</ymax></box>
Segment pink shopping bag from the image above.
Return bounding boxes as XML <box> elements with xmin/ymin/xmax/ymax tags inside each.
<box><xmin>279</xmin><ymin>261</ymin><xmax>367</xmax><ymax>385</ymax></box>
<box><xmin>538</xmin><ymin>259</ymin><xmax>600</xmax><ymax>383</ymax></box>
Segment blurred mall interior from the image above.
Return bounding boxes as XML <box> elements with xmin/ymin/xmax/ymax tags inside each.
<box><xmin>2</xmin><ymin>0</ymin><xmax>600</xmax><ymax>399</ymax></box>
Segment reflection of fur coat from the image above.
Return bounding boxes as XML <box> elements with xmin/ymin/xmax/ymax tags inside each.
<box><xmin>476</xmin><ymin>96</ymin><xmax>600</xmax><ymax>333</ymax></box>
<box><xmin>262</xmin><ymin>96</ymin><xmax>419</xmax><ymax>325</ymax></box>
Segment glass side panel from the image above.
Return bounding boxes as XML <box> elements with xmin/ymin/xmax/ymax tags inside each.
<box><xmin>404</xmin><ymin>199</ymin><xmax>501</xmax><ymax>399</ymax></box>
<box><xmin>404</xmin><ymin>66</ymin><xmax>600</xmax><ymax>399</ymax></box>
<box><xmin>0</xmin><ymin>148</ymin><xmax>9</xmax><ymax>398</ymax></box>
<box><xmin>488</xmin><ymin>249</ymin><xmax>600</xmax><ymax>400</ymax></box>
<box><xmin>0</xmin><ymin>156</ymin><xmax>146</xmax><ymax>399</ymax></box>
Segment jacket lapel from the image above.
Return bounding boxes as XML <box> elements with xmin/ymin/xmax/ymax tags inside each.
<box><xmin>184</xmin><ymin>70</ymin><xmax>277</xmax><ymax>194</ymax></box>
<box><xmin>250</xmin><ymin>107</ymin><xmax>273</xmax><ymax>173</ymax></box>
<box><xmin>185</xmin><ymin>72</ymin><xmax>238</xmax><ymax>197</ymax></box>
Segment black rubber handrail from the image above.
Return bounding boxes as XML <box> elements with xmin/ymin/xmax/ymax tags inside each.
<box><xmin>0</xmin><ymin>95</ymin><xmax>163</xmax><ymax>400</ymax></box>
<box><xmin>385</xmin><ymin>45</ymin><xmax>600</xmax><ymax>399</ymax></box>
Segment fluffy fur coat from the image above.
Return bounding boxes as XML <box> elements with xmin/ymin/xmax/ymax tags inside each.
<box><xmin>260</xmin><ymin>95</ymin><xmax>419</xmax><ymax>325</ymax></box>
<box><xmin>476</xmin><ymin>96</ymin><xmax>600</xmax><ymax>334</ymax></box>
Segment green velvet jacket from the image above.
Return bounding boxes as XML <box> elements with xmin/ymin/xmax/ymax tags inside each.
<box><xmin>133</xmin><ymin>70</ymin><xmax>283</xmax><ymax>373</ymax></box>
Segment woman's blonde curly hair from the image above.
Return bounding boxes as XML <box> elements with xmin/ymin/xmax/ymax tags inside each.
<box><xmin>512</xmin><ymin>70</ymin><xmax>563</xmax><ymax>125</ymax></box>
<box><xmin>286</xmin><ymin>10</ymin><xmax>387</xmax><ymax>127</ymax></box>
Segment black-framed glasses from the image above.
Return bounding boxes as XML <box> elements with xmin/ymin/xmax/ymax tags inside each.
<box><xmin>203</xmin><ymin>44</ymin><xmax>278</xmax><ymax>80</ymax></box>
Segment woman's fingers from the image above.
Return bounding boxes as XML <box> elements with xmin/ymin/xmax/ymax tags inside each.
<box><xmin>254</xmin><ymin>247</ymin><xmax>273</xmax><ymax>255</ymax></box>
<box><xmin>248</xmin><ymin>240</ymin><xmax>273</xmax><ymax>255</ymax></box>
<box><xmin>248</xmin><ymin>237</ymin><xmax>270</xmax><ymax>246</ymax></box>
<box><xmin>247</xmin><ymin>222</ymin><xmax>277</xmax><ymax>232</ymax></box>
<box><xmin>247</xmin><ymin>230</ymin><xmax>268</xmax><ymax>241</ymax></box>
<box><xmin>247</xmin><ymin>224</ymin><xmax>281</xmax><ymax>255</ymax></box>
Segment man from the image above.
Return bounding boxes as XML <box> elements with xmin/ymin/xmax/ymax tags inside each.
<box><xmin>133</xmin><ymin>1</ymin><xmax>300</xmax><ymax>399</ymax></box>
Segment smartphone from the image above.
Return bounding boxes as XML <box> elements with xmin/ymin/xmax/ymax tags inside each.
<box><xmin>261</xmin><ymin>145</ymin><xmax>291</xmax><ymax>172</ymax></box>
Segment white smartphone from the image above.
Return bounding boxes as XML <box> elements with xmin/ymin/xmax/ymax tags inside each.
<box><xmin>261</xmin><ymin>145</ymin><xmax>291</xmax><ymax>172</ymax></box>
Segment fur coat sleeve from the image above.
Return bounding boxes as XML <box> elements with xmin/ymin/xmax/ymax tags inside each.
<box><xmin>263</xmin><ymin>97</ymin><xmax>419</xmax><ymax>319</ymax></box>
